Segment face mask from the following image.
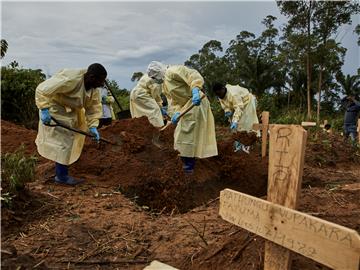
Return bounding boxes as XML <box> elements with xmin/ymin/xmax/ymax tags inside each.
<box><xmin>151</xmin><ymin>77</ymin><xmax>163</xmax><ymax>84</ymax></box>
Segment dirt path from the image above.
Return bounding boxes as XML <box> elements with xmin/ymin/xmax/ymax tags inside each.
<box><xmin>1</xmin><ymin>118</ymin><xmax>359</xmax><ymax>269</ymax></box>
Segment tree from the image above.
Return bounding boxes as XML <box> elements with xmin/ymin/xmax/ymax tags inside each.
<box><xmin>185</xmin><ymin>40</ymin><xmax>228</xmax><ymax>94</ymax></box>
<box><xmin>312</xmin><ymin>1</ymin><xmax>358</xmax><ymax>123</ymax></box>
<box><xmin>131</xmin><ymin>72</ymin><xmax>144</xmax><ymax>82</ymax></box>
<box><xmin>277</xmin><ymin>0</ymin><xmax>318</xmax><ymax>119</ymax></box>
<box><xmin>277</xmin><ymin>0</ymin><xmax>359</xmax><ymax>120</ymax></box>
<box><xmin>1</xmin><ymin>39</ymin><xmax>8</xmax><ymax>58</ymax></box>
<box><xmin>225</xmin><ymin>16</ymin><xmax>285</xmax><ymax>97</ymax></box>
<box><xmin>336</xmin><ymin>72</ymin><xmax>360</xmax><ymax>96</ymax></box>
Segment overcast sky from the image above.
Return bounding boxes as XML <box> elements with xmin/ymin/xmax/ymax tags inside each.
<box><xmin>1</xmin><ymin>1</ymin><xmax>359</xmax><ymax>89</ymax></box>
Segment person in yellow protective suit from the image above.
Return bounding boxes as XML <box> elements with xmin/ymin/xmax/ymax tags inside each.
<box><xmin>98</xmin><ymin>86</ymin><xmax>115</xmax><ymax>128</ymax></box>
<box><xmin>212</xmin><ymin>82</ymin><xmax>259</xmax><ymax>132</ymax></box>
<box><xmin>129</xmin><ymin>73</ymin><xmax>166</xmax><ymax>127</ymax></box>
<box><xmin>35</xmin><ymin>63</ymin><xmax>107</xmax><ymax>185</ymax></box>
<box><xmin>147</xmin><ymin>61</ymin><xmax>218</xmax><ymax>173</ymax></box>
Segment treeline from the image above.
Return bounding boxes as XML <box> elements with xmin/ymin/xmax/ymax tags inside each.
<box><xmin>184</xmin><ymin>1</ymin><xmax>360</xmax><ymax>123</ymax></box>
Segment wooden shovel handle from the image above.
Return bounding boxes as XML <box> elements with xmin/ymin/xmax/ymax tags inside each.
<box><xmin>49</xmin><ymin>117</ymin><xmax>116</xmax><ymax>145</ymax></box>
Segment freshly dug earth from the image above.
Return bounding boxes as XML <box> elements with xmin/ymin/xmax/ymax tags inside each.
<box><xmin>62</xmin><ymin>117</ymin><xmax>267</xmax><ymax>213</ymax></box>
<box><xmin>1</xmin><ymin>118</ymin><xmax>359</xmax><ymax>270</ymax></box>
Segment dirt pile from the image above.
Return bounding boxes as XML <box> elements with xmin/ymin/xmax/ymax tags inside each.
<box><xmin>1</xmin><ymin>120</ymin><xmax>38</xmax><ymax>154</ymax></box>
<box><xmin>71</xmin><ymin>117</ymin><xmax>268</xmax><ymax>213</ymax></box>
<box><xmin>1</xmin><ymin>118</ymin><xmax>262</xmax><ymax>213</ymax></box>
<box><xmin>305</xmin><ymin>131</ymin><xmax>360</xmax><ymax>167</ymax></box>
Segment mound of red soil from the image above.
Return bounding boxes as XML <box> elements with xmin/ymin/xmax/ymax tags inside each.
<box><xmin>1</xmin><ymin>120</ymin><xmax>38</xmax><ymax>154</ymax></box>
<box><xmin>2</xmin><ymin>118</ymin><xmax>357</xmax><ymax>214</ymax></box>
<box><xmin>305</xmin><ymin>131</ymin><xmax>360</xmax><ymax>167</ymax></box>
<box><xmin>71</xmin><ymin>117</ymin><xmax>268</xmax><ymax>213</ymax></box>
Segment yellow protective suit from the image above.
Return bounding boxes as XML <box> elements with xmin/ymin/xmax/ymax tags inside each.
<box><xmin>35</xmin><ymin>69</ymin><xmax>102</xmax><ymax>165</ymax></box>
<box><xmin>162</xmin><ymin>65</ymin><xmax>218</xmax><ymax>158</ymax></box>
<box><xmin>130</xmin><ymin>74</ymin><xmax>164</xmax><ymax>127</ymax></box>
<box><xmin>219</xmin><ymin>84</ymin><xmax>259</xmax><ymax>132</ymax></box>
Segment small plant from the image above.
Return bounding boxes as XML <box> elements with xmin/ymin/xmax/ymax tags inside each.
<box><xmin>1</xmin><ymin>145</ymin><xmax>37</xmax><ymax>192</ymax></box>
<box><xmin>0</xmin><ymin>191</ymin><xmax>14</xmax><ymax>208</ymax></box>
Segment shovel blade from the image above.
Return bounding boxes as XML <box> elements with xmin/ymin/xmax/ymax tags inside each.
<box><xmin>152</xmin><ymin>131</ymin><xmax>165</xmax><ymax>149</ymax></box>
<box><xmin>116</xmin><ymin>110</ymin><xmax>131</xmax><ymax>120</ymax></box>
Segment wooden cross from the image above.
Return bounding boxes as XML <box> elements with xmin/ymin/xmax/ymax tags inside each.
<box><xmin>219</xmin><ymin>189</ymin><xmax>360</xmax><ymax>270</ymax></box>
<box><xmin>219</xmin><ymin>124</ymin><xmax>360</xmax><ymax>270</ymax></box>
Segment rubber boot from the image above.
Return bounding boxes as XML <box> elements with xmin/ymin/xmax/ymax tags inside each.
<box><xmin>181</xmin><ymin>157</ymin><xmax>195</xmax><ymax>173</ymax></box>
<box><xmin>54</xmin><ymin>163</ymin><xmax>84</xmax><ymax>186</ymax></box>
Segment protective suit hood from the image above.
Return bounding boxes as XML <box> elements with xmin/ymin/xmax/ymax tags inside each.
<box><xmin>147</xmin><ymin>61</ymin><xmax>167</xmax><ymax>81</ymax></box>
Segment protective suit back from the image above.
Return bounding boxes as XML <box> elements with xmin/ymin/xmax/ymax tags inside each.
<box><xmin>221</xmin><ymin>84</ymin><xmax>259</xmax><ymax>132</ymax></box>
<box><xmin>163</xmin><ymin>65</ymin><xmax>218</xmax><ymax>158</ymax></box>
<box><xmin>35</xmin><ymin>69</ymin><xmax>102</xmax><ymax>165</ymax></box>
<box><xmin>130</xmin><ymin>74</ymin><xmax>164</xmax><ymax>127</ymax></box>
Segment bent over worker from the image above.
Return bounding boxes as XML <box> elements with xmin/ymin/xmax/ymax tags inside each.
<box><xmin>35</xmin><ymin>63</ymin><xmax>107</xmax><ymax>185</ymax></box>
<box><xmin>212</xmin><ymin>82</ymin><xmax>259</xmax><ymax>133</ymax></box>
<box><xmin>130</xmin><ymin>73</ymin><xmax>166</xmax><ymax>127</ymax></box>
<box><xmin>147</xmin><ymin>61</ymin><xmax>218</xmax><ymax>173</ymax></box>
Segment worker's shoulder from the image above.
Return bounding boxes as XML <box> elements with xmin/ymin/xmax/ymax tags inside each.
<box><xmin>139</xmin><ymin>74</ymin><xmax>154</xmax><ymax>86</ymax></box>
<box><xmin>167</xmin><ymin>65</ymin><xmax>199</xmax><ymax>75</ymax></box>
<box><xmin>228</xmin><ymin>84</ymin><xmax>249</xmax><ymax>95</ymax></box>
<box><xmin>55</xmin><ymin>68</ymin><xmax>86</xmax><ymax>78</ymax></box>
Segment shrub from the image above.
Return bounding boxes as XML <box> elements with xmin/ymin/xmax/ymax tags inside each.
<box><xmin>1</xmin><ymin>62</ymin><xmax>46</xmax><ymax>129</ymax></box>
<box><xmin>1</xmin><ymin>145</ymin><xmax>37</xmax><ymax>193</ymax></box>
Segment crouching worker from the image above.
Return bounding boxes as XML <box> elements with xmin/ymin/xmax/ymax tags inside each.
<box><xmin>35</xmin><ymin>63</ymin><xmax>107</xmax><ymax>185</ymax></box>
<box><xmin>212</xmin><ymin>82</ymin><xmax>259</xmax><ymax>133</ymax></box>
<box><xmin>147</xmin><ymin>61</ymin><xmax>218</xmax><ymax>173</ymax></box>
<box><xmin>130</xmin><ymin>72</ymin><xmax>166</xmax><ymax>127</ymax></box>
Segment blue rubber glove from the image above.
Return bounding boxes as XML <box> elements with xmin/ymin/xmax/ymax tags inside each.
<box><xmin>224</xmin><ymin>111</ymin><xmax>233</xmax><ymax>119</ymax></box>
<box><xmin>89</xmin><ymin>127</ymin><xmax>100</xmax><ymax>142</ymax></box>
<box><xmin>191</xmin><ymin>87</ymin><xmax>201</xmax><ymax>106</ymax></box>
<box><xmin>230</xmin><ymin>122</ymin><xmax>238</xmax><ymax>130</ymax></box>
<box><xmin>161</xmin><ymin>107</ymin><xmax>168</xmax><ymax>116</ymax></box>
<box><xmin>171</xmin><ymin>112</ymin><xmax>181</xmax><ymax>125</ymax></box>
<box><xmin>40</xmin><ymin>108</ymin><xmax>51</xmax><ymax>125</ymax></box>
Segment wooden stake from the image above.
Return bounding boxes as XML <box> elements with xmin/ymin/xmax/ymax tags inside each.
<box><xmin>261</xmin><ymin>111</ymin><xmax>269</xmax><ymax>158</ymax></box>
<box><xmin>265</xmin><ymin>125</ymin><xmax>307</xmax><ymax>270</ymax></box>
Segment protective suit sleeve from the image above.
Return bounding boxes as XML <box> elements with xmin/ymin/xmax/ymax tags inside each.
<box><xmin>148</xmin><ymin>82</ymin><xmax>163</xmax><ymax>107</ymax></box>
<box><xmin>35</xmin><ymin>70</ymin><xmax>78</xmax><ymax>109</ymax></box>
<box><xmin>164</xmin><ymin>92</ymin><xmax>180</xmax><ymax>117</ymax></box>
<box><xmin>170</xmin><ymin>65</ymin><xmax>204</xmax><ymax>90</ymax></box>
<box><xmin>85</xmin><ymin>88</ymin><xmax>102</xmax><ymax>128</ymax></box>
<box><xmin>231</xmin><ymin>93</ymin><xmax>245</xmax><ymax>123</ymax></box>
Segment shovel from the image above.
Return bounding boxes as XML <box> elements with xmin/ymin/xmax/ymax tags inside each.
<box><xmin>104</xmin><ymin>81</ymin><xmax>131</xmax><ymax>120</ymax></box>
<box><xmin>45</xmin><ymin>117</ymin><xmax>120</xmax><ymax>146</ymax></box>
<box><xmin>152</xmin><ymin>94</ymin><xmax>207</xmax><ymax>148</ymax></box>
